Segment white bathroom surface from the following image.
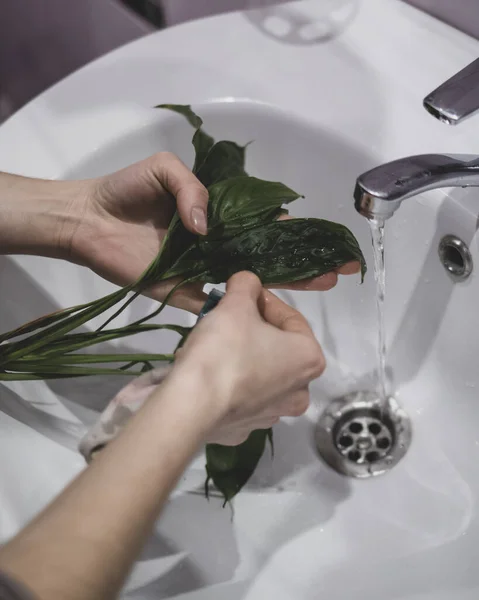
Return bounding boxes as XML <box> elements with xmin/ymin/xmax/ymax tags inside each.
<box><xmin>1</xmin><ymin>1</ymin><xmax>479</xmax><ymax>598</ymax></box>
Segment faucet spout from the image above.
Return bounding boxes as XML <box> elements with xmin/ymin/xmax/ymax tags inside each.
<box><xmin>354</xmin><ymin>154</ymin><xmax>479</xmax><ymax>220</ymax></box>
<box><xmin>424</xmin><ymin>58</ymin><xmax>479</xmax><ymax>125</ymax></box>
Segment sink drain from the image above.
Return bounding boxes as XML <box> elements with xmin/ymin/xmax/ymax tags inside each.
<box><xmin>438</xmin><ymin>235</ymin><xmax>473</xmax><ymax>281</ymax></box>
<box><xmin>315</xmin><ymin>391</ymin><xmax>412</xmax><ymax>478</ymax></box>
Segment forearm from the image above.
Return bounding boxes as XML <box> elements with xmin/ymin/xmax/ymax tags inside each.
<box><xmin>0</xmin><ymin>172</ymin><xmax>85</xmax><ymax>259</ymax></box>
<box><xmin>0</xmin><ymin>366</ymin><xmax>221</xmax><ymax>600</ymax></box>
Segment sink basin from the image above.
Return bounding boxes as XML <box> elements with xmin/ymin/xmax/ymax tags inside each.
<box><xmin>2</xmin><ymin>99</ymin><xmax>479</xmax><ymax>599</ymax></box>
<box><xmin>2</xmin><ymin>0</ymin><xmax>479</xmax><ymax>596</ymax></box>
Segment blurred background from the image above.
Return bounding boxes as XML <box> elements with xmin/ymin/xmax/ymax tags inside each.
<box><xmin>1</xmin><ymin>0</ymin><xmax>478</xmax><ymax>123</ymax></box>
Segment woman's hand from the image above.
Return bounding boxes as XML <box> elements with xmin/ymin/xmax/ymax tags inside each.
<box><xmin>171</xmin><ymin>271</ymin><xmax>325</xmax><ymax>445</ymax></box>
<box><xmin>69</xmin><ymin>152</ymin><xmax>211</xmax><ymax>313</ymax></box>
<box><xmin>80</xmin><ymin>271</ymin><xmax>325</xmax><ymax>455</ymax></box>
<box><xmin>0</xmin><ymin>153</ymin><xmax>360</xmax><ymax>313</ymax></box>
<box><xmin>0</xmin><ymin>274</ymin><xmax>326</xmax><ymax>600</ymax></box>
<box><xmin>71</xmin><ymin>153</ymin><xmax>359</xmax><ymax>312</ymax></box>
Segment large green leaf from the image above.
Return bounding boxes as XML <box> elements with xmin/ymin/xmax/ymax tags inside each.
<box><xmin>0</xmin><ymin>103</ymin><xmax>368</xmax><ymax>510</ymax></box>
<box><xmin>140</xmin><ymin>213</ymin><xmax>196</xmax><ymax>287</ymax></box>
<box><xmin>155</xmin><ymin>104</ymin><xmax>203</xmax><ymax>129</ymax></box>
<box><xmin>204</xmin><ymin>176</ymin><xmax>303</xmax><ymax>242</ymax></box>
<box><xmin>162</xmin><ymin>217</ymin><xmax>366</xmax><ymax>285</ymax></box>
<box><xmin>203</xmin><ymin>217</ymin><xmax>366</xmax><ymax>284</ymax></box>
<box><xmin>192</xmin><ymin>128</ymin><xmax>215</xmax><ymax>173</ymax></box>
<box><xmin>155</xmin><ymin>104</ymin><xmax>214</xmax><ymax>173</ymax></box>
<box><xmin>205</xmin><ymin>428</ymin><xmax>271</xmax><ymax>505</ymax></box>
<box><xmin>196</xmin><ymin>141</ymin><xmax>247</xmax><ymax>188</ymax></box>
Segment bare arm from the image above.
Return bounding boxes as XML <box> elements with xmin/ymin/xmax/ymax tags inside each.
<box><xmin>0</xmin><ymin>366</ymin><xmax>221</xmax><ymax>600</ymax></box>
<box><xmin>0</xmin><ymin>160</ymin><xmax>354</xmax><ymax>315</ymax></box>
<box><xmin>0</xmin><ymin>273</ymin><xmax>324</xmax><ymax>600</ymax></box>
<box><xmin>0</xmin><ymin>172</ymin><xmax>85</xmax><ymax>259</ymax></box>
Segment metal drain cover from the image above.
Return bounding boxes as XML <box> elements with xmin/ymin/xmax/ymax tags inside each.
<box><xmin>315</xmin><ymin>391</ymin><xmax>412</xmax><ymax>478</ymax></box>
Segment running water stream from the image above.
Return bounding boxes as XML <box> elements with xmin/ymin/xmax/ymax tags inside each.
<box><xmin>369</xmin><ymin>218</ymin><xmax>388</xmax><ymax>406</ymax></box>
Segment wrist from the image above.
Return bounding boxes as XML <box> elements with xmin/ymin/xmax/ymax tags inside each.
<box><xmin>150</xmin><ymin>362</ymin><xmax>229</xmax><ymax>439</ymax></box>
<box><xmin>0</xmin><ymin>172</ymin><xmax>88</xmax><ymax>260</ymax></box>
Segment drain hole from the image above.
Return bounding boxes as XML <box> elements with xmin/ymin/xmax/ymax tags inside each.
<box><xmin>438</xmin><ymin>235</ymin><xmax>473</xmax><ymax>281</ymax></box>
<box><xmin>348</xmin><ymin>450</ymin><xmax>361</xmax><ymax>462</ymax></box>
<box><xmin>338</xmin><ymin>435</ymin><xmax>353</xmax><ymax>448</ymax></box>
<box><xmin>316</xmin><ymin>392</ymin><xmax>412</xmax><ymax>478</ymax></box>
<box><xmin>357</xmin><ymin>437</ymin><xmax>372</xmax><ymax>450</ymax></box>
<box><xmin>443</xmin><ymin>244</ymin><xmax>464</xmax><ymax>272</ymax></box>
<box><xmin>377</xmin><ymin>437</ymin><xmax>390</xmax><ymax>449</ymax></box>
<box><xmin>366</xmin><ymin>451</ymin><xmax>380</xmax><ymax>463</ymax></box>
<box><xmin>349</xmin><ymin>421</ymin><xmax>363</xmax><ymax>434</ymax></box>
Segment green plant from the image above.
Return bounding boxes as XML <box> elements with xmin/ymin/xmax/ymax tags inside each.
<box><xmin>0</xmin><ymin>104</ymin><xmax>366</xmax><ymax>502</ymax></box>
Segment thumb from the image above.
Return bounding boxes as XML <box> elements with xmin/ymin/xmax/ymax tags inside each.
<box><xmin>146</xmin><ymin>152</ymin><xmax>209</xmax><ymax>235</ymax></box>
<box><xmin>224</xmin><ymin>272</ymin><xmax>263</xmax><ymax>309</ymax></box>
<box><xmin>176</xmin><ymin>182</ymin><xmax>209</xmax><ymax>236</ymax></box>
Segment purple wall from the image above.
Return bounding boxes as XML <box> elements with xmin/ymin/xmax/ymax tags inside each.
<box><xmin>1</xmin><ymin>0</ymin><xmax>478</xmax><ymax>122</ymax></box>
<box><xmin>406</xmin><ymin>0</ymin><xmax>479</xmax><ymax>41</ymax></box>
<box><xmin>162</xmin><ymin>0</ymin><xmax>250</xmax><ymax>24</ymax></box>
<box><xmin>160</xmin><ymin>0</ymin><xmax>479</xmax><ymax>36</ymax></box>
<box><xmin>0</xmin><ymin>0</ymin><xmax>152</xmax><ymax>120</ymax></box>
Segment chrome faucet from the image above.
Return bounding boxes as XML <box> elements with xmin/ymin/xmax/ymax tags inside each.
<box><xmin>355</xmin><ymin>57</ymin><xmax>479</xmax><ymax>220</ymax></box>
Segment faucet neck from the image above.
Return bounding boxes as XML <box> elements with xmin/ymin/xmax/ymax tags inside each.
<box><xmin>355</xmin><ymin>154</ymin><xmax>479</xmax><ymax>219</ymax></box>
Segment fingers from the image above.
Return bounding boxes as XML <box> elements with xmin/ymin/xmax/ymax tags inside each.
<box><xmin>276</xmin><ymin>214</ymin><xmax>360</xmax><ymax>284</ymax></box>
<box><xmin>259</xmin><ymin>289</ymin><xmax>314</xmax><ymax>337</ymax></box>
<box><xmin>260</xmin><ymin>290</ymin><xmax>325</xmax><ymax>378</ymax></box>
<box><xmin>211</xmin><ymin>391</ymin><xmax>311</xmax><ymax>446</ymax></box>
<box><xmin>224</xmin><ymin>271</ymin><xmax>263</xmax><ymax>308</ymax></box>
<box><xmin>266</xmin><ymin>261</ymin><xmax>360</xmax><ymax>292</ymax></box>
<box><xmin>148</xmin><ymin>152</ymin><xmax>209</xmax><ymax>235</ymax></box>
<box><xmin>208</xmin><ymin>417</ymin><xmax>279</xmax><ymax>446</ymax></box>
<box><xmin>267</xmin><ymin>271</ymin><xmax>338</xmax><ymax>292</ymax></box>
<box><xmin>275</xmin><ymin>389</ymin><xmax>310</xmax><ymax>417</ymax></box>
<box><xmin>337</xmin><ymin>261</ymin><xmax>361</xmax><ymax>275</ymax></box>
<box><xmin>146</xmin><ymin>279</ymin><xmax>208</xmax><ymax>314</ymax></box>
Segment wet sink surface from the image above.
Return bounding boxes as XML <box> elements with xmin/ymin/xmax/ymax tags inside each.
<box><xmin>2</xmin><ymin>100</ymin><xmax>479</xmax><ymax>598</ymax></box>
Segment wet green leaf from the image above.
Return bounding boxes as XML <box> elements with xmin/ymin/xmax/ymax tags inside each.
<box><xmin>205</xmin><ymin>176</ymin><xmax>302</xmax><ymax>241</ymax></box>
<box><xmin>196</xmin><ymin>141</ymin><xmax>247</xmax><ymax>188</ymax></box>
<box><xmin>267</xmin><ymin>428</ymin><xmax>274</xmax><ymax>457</ymax></box>
<box><xmin>204</xmin><ymin>218</ymin><xmax>366</xmax><ymax>284</ymax></box>
<box><xmin>155</xmin><ymin>104</ymin><xmax>202</xmax><ymax>129</ymax></box>
<box><xmin>155</xmin><ymin>104</ymin><xmax>214</xmax><ymax>172</ymax></box>
<box><xmin>162</xmin><ymin>217</ymin><xmax>366</xmax><ymax>285</ymax></box>
<box><xmin>1</xmin><ymin>104</ymin><xmax>367</xmax><ymax>508</ymax></box>
<box><xmin>205</xmin><ymin>429</ymin><xmax>269</xmax><ymax>505</ymax></box>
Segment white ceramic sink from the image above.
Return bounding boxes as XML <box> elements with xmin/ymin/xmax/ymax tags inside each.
<box><xmin>128</xmin><ymin>103</ymin><xmax>479</xmax><ymax>600</ymax></box>
<box><xmin>2</xmin><ymin>1</ymin><xmax>479</xmax><ymax>598</ymax></box>
<box><xmin>4</xmin><ymin>98</ymin><xmax>479</xmax><ymax>600</ymax></box>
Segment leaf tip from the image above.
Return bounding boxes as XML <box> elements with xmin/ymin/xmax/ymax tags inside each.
<box><xmin>204</xmin><ymin>475</ymin><xmax>211</xmax><ymax>500</ymax></box>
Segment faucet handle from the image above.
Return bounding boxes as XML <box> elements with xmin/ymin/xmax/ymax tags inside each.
<box><xmin>423</xmin><ymin>57</ymin><xmax>479</xmax><ymax>126</ymax></box>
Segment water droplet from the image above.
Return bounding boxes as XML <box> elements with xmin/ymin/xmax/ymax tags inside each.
<box><xmin>465</xmin><ymin>381</ymin><xmax>476</xmax><ymax>388</ymax></box>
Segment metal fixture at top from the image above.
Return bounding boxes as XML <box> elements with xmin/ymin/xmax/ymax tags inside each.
<box><xmin>423</xmin><ymin>57</ymin><xmax>479</xmax><ymax>126</ymax></box>
<box><xmin>354</xmin><ymin>57</ymin><xmax>479</xmax><ymax>220</ymax></box>
<box><xmin>354</xmin><ymin>153</ymin><xmax>479</xmax><ymax>220</ymax></box>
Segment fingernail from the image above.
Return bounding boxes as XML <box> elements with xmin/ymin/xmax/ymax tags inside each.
<box><xmin>191</xmin><ymin>206</ymin><xmax>207</xmax><ymax>235</ymax></box>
